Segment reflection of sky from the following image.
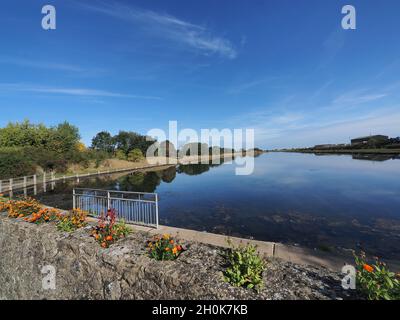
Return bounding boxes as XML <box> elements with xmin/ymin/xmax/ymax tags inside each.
<box><xmin>157</xmin><ymin>153</ymin><xmax>400</xmax><ymax>221</ymax></box>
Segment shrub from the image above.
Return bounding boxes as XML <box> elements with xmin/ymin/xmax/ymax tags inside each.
<box><xmin>57</xmin><ymin>208</ymin><xmax>88</xmax><ymax>232</ymax></box>
<box><xmin>147</xmin><ymin>234</ymin><xmax>184</xmax><ymax>261</ymax></box>
<box><xmin>0</xmin><ymin>148</ymin><xmax>36</xmax><ymax>179</ymax></box>
<box><xmin>1</xmin><ymin>197</ymin><xmax>42</xmax><ymax>218</ymax></box>
<box><xmin>91</xmin><ymin>209</ymin><xmax>131</xmax><ymax>248</ymax></box>
<box><xmin>223</xmin><ymin>240</ymin><xmax>265</xmax><ymax>291</ymax></box>
<box><xmin>354</xmin><ymin>252</ymin><xmax>400</xmax><ymax>300</ymax></box>
<box><xmin>127</xmin><ymin>148</ymin><xmax>144</xmax><ymax>162</ymax></box>
<box><xmin>24</xmin><ymin>207</ymin><xmax>60</xmax><ymax>224</ymax></box>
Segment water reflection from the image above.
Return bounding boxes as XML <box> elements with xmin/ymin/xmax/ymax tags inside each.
<box><xmin>5</xmin><ymin>153</ymin><xmax>400</xmax><ymax>261</ymax></box>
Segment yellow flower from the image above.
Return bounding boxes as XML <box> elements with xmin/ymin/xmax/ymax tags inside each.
<box><xmin>163</xmin><ymin>234</ymin><xmax>170</xmax><ymax>240</ymax></box>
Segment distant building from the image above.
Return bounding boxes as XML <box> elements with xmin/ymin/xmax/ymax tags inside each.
<box><xmin>351</xmin><ymin>135</ymin><xmax>389</xmax><ymax>146</ymax></box>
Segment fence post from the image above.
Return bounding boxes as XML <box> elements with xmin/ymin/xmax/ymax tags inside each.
<box><xmin>9</xmin><ymin>178</ymin><xmax>13</xmax><ymax>192</ymax></box>
<box><xmin>33</xmin><ymin>175</ymin><xmax>37</xmax><ymax>186</ymax></box>
<box><xmin>73</xmin><ymin>189</ymin><xmax>76</xmax><ymax>209</ymax></box>
<box><xmin>51</xmin><ymin>171</ymin><xmax>55</xmax><ymax>181</ymax></box>
<box><xmin>155</xmin><ymin>194</ymin><xmax>159</xmax><ymax>229</ymax></box>
<box><xmin>107</xmin><ymin>191</ymin><xmax>111</xmax><ymax>210</ymax></box>
<box><xmin>0</xmin><ymin>180</ymin><xmax>2</xmax><ymax>193</ymax></box>
<box><xmin>23</xmin><ymin>176</ymin><xmax>27</xmax><ymax>188</ymax></box>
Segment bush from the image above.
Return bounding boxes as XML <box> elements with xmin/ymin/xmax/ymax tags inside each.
<box><xmin>147</xmin><ymin>234</ymin><xmax>184</xmax><ymax>261</ymax></box>
<box><xmin>91</xmin><ymin>209</ymin><xmax>131</xmax><ymax>248</ymax></box>
<box><xmin>127</xmin><ymin>148</ymin><xmax>144</xmax><ymax>162</ymax></box>
<box><xmin>0</xmin><ymin>197</ymin><xmax>42</xmax><ymax>218</ymax></box>
<box><xmin>57</xmin><ymin>209</ymin><xmax>88</xmax><ymax>232</ymax></box>
<box><xmin>223</xmin><ymin>240</ymin><xmax>266</xmax><ymax>291</ymax></box>
<box><xmin>354</xmin><ymin>252</ymin><xmax>400</xmax><ymax>300</ymax></box>
<box><xmin>0</xmin><ymin>148</ymin><xmax>36</xmax><ymax>179</ymax></box>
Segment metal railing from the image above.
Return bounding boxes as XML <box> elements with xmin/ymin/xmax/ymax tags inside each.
<box><xmin>73</xmin><ymin>188</ymin><xmax>159</xmax><ymax>229</ymax></box>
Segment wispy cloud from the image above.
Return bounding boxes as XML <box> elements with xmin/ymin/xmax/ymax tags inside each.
<box><xmin>79</xmin><ymin>1</ymin><xmax>237</xmax><ymax>59</ymax></box>
<box><xmin>332</xmin><ymin>91</ymin><xmax>387</xmax><ymax>106</ymax></box>
<box><xmin>0</xmin><ymin>56</ymin><xmax>106</xmax><ymax>75</ymax></box>
<box><xmin>0</xmin><ymin>83</ymin><xmax>161</xmax><ymax>100</ymax></box>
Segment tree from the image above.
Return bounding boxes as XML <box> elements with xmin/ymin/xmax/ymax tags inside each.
<box><xmin>114</xmin><ymin>131</ymin><xmax>155</xmax><ymax>157</ymax></box>
<box><xmin>127</xmin><ymin>148</ymin><xmax>144</xmax><ymax>162</ymax></box>
<box><xmin>91</xmin><ymin>131</ymin><xmax>115</xmax><ymax>153</ymax></box>
<box><xmin>50</xmin><ymin>122</ymin><xmax>81</xmax><ymax>154</ymax></box>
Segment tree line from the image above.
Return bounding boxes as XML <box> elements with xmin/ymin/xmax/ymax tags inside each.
<box><xmin>0</xmin><ymin>120</ymin><xmax>256</xmax><ymax>179</ymax></box>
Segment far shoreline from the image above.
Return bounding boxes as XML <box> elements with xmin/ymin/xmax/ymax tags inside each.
<box><xmin>269</xmin><ymin>149</ymin><xmax>400</xmax><ymax>155</ymax></box>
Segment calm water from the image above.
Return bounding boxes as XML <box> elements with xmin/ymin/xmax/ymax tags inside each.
<box><xmin>31</xmin><ymin>153</ymin><xmax>400</xmax><ymax>260</ymax></box>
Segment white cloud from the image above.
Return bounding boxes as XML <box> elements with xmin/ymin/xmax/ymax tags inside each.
<box><xmin>80</xmin><ymin>1</ymin><xmax>237</xmax><ymax>59</ymax></box>
<box><xmin>0</xmin><ymin>83</ymin><xmax>161</xmax><ymax>100</ymax></box>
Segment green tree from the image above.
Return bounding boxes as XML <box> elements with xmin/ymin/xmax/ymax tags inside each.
<box><xmin>127</xmin><ymin>148</ymin><xmax>144</xmax><ymax>162</ymax></box>
<box><xmin>91</xmin><ymin>131</ymin><xmax>115</xmax><ymax>153</ymax></box>
<box><xmin>114</xmin><ymin>131</ymin><xmax>155</xmax><ymax>157</ymax></box>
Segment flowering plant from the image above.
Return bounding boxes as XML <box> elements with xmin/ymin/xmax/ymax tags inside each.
<box><xmin>354</xmin><ymin>251</ymin><xmax>400</xmax><ymax>300</ymax></box>
<box><xmin>1</xmin><ymin>197</ymin><xmax>42</xmax><ymax>218</ymax></box>
<box><xmin>57</xmin><ymin>208</ymin><xmax>88</xmax><ymax>232</ymax></box>
<box><xmin>24</xmin><ymin>207</ymin><xmax>60</xmax><ymax>224</ymax></box>
<box><xmin>91</xmin><ymin>209</ymin><xmax>131</xmax><ymax>248</ymax></box>
<box><xmin>147</xmin><ymin>234</ymin><xmax>184</xmax><ymax>261</ymax></box>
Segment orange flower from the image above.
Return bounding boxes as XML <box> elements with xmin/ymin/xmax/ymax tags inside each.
<box><xmin>172</xmin><ymin>247</ymin><xmax>178</xmax><ymax>255</ymax></box>
<box><xmin>170</xmin><ymin>239</ymin><xmax>174</xmax><ymax>245</ymax></box>
<box><xmin>177</xmin><ymin>245</ymin><xmax>182</xmax><ymax>251</ymax></box>
<box><xmin>106</xmin><ymin>235</ymin><xmax>113</xmax><ymax>241</ymax></box>
<box><xmin>363</xmin><ymin>264</ymin><xmax>374</xmax><ymax>273</ymax></box>
<box><xmin>165</xmin><ymin>247</ymin><xmax>170</xmax><ymax>252</ymax></box>
<box><xmin>18</xmin><ymin>214</ymin><xmax>24</xmax><ymax>218</ymax></box>
<box><xmin>101</xmin><ymin>242</ymin><xmax>107</xmax><ymax>248</ymax></box>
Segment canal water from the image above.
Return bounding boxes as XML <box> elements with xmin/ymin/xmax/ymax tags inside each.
<box><xmin>21</xmin><ymin>152</ymin><xmax>400</xmax><ymax>260</ymax></box>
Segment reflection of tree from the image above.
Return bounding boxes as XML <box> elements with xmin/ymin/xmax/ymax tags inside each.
<box><xmin>119</xmin><ymin>172</ymin><xmax>162</xmax><ymax>193</ymax></box>
<box><xmin>161</xmin><ymin>166</ymin><xmax>177</xmax><ymax>183</ymax></box>
<box><xmin>177</xmin><ymin>160</ymin><xmax>225</xmax><ymax>176</ymax></box>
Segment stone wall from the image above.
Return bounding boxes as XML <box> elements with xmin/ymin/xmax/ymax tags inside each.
<box><xmin>1</xmin><ymin>214</ymin><xmax>274</xmax><ymax>300</ymax></box>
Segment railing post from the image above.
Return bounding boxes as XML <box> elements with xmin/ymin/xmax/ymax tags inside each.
<box><xmin>107</xmin><ymin>191</ymin><xmax>111</xmax><ymax>210</ymax></box>
<box><xmin>23</xmin><ymin>176</ymin><xmax>27</xmax><ymax>188</ymax></box>
<box><xmin>43</xmin><ymin>173</ymin><xmax>46</xmax><ymax>192</ymax></box>
<box><xmin>33</xmin><ymin>175</ymin><xmax>37</xmax><ymax>186</ymax></box>
<box><xmin>9</xmin><ymin>178</ymin><xmax>13</xmax><ymax>193</ymax></box>
<box><xmin>73</xmin><ymin>189</ymin><xmax>76</xmax><ymax>209</ymax></box>
<box><xmin>155</xmin><ymin>194</ymin><xmax>159</xmax><ymax>229</ymax></box>
<box><xmin>0</xmin><ymin>180</ymin><xmax>2</xmax><ymax>193</ymax></box>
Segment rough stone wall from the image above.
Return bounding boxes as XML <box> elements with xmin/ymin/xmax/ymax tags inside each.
<box><xmin>0</xmin><ymin>214</ymin><xmax>361</xmax><ymax>300</ymax></box>
<box><xmin>0</xmin><ymin>214</ymin><xmax>236</xmax><ymax>300</ymax></box>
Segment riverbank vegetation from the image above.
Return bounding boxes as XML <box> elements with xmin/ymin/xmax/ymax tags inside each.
<box><xmin>0</xmin><ymin>120</ymin><xmax>264</xmax><ymax>180</ymax></box>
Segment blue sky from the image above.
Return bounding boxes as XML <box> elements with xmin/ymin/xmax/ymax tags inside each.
<box><xmin>0</xmin><ymin>0</ymin><xmax>399</xmax><ymax>149</ymax></box>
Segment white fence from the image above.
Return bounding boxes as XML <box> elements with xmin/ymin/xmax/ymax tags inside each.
<box><xmin>73</xmin><ymin>188</ymin><xmax>159</xmax><ymax>229</ymax></box>
<box><xmin>0</xmin><ymin>164</ymin><xmax>171</xmax><ymax>196</ymax></box>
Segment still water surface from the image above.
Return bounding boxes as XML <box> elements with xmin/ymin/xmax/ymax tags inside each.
<box><xmin>33</xmin><ymin>152</ymin><xmax>400</xmax><ymax>260</ymax></box>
